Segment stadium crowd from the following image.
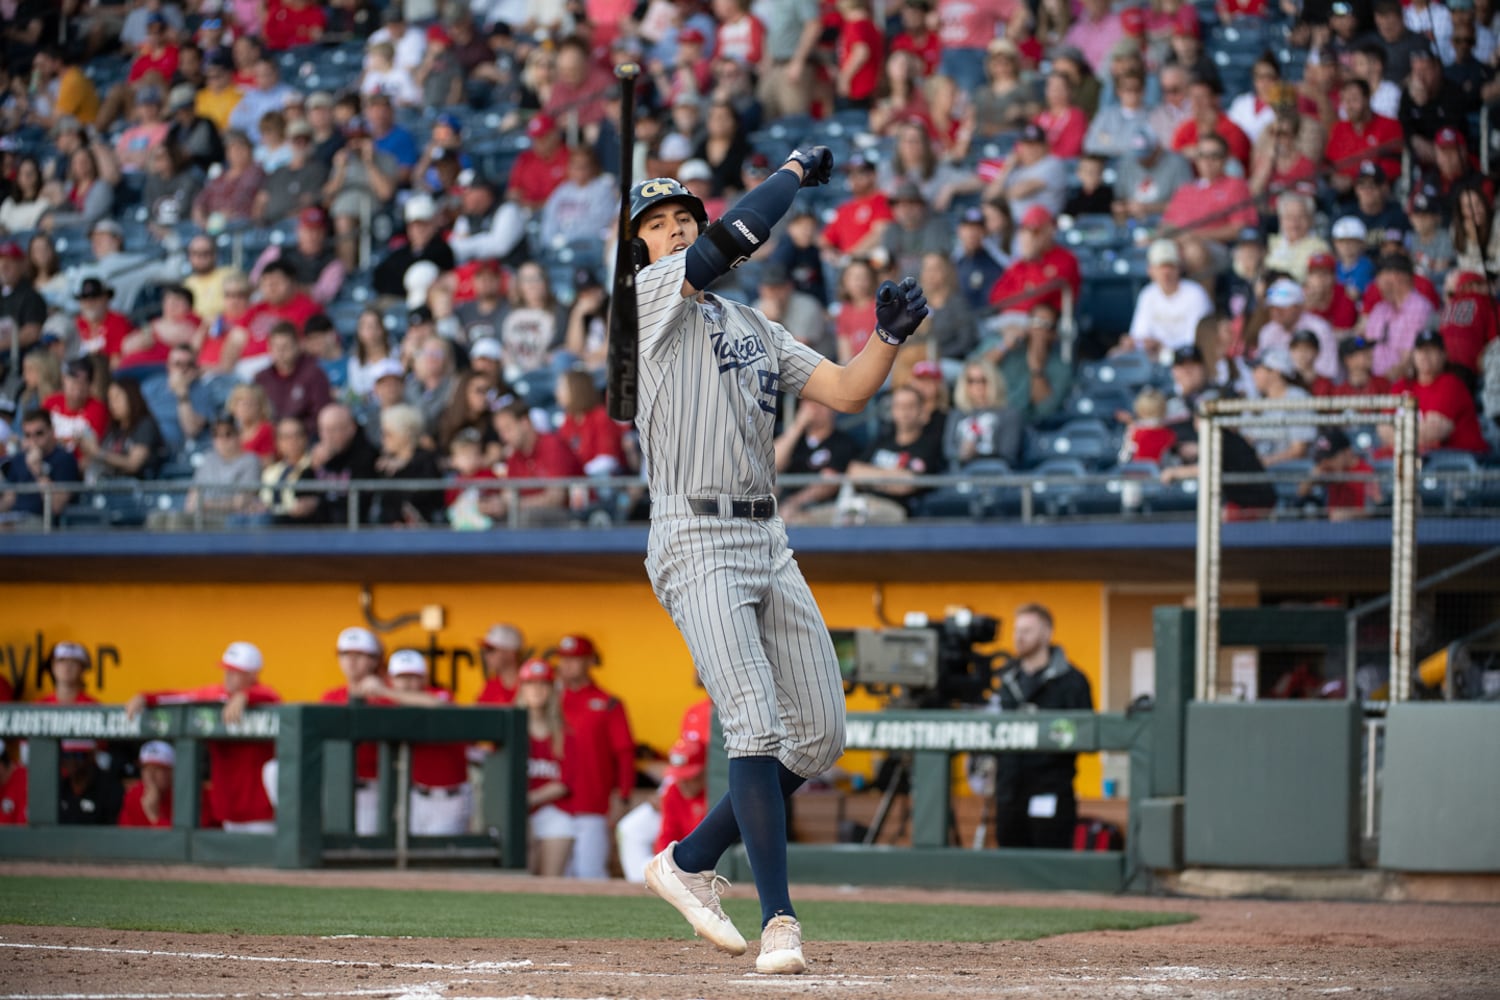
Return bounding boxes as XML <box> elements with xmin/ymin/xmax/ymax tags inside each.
<box><xmin>2</xmin><ymin>0</ymin><xmax>1500</xmax><ymax>529</ymax></box>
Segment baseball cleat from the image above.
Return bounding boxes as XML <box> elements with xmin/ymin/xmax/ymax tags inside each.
<box><xmin>644</xmin><ymin>842</ymin><xmax>748</xmax><ymax>955</ymax></box>
<box><xmin>755</xmin><ymin>915</ymin><xmax>806</xmax><ymax>974</ymax></box>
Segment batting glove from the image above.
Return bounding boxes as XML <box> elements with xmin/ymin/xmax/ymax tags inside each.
<box><xmin>785</xmin><ymin>146</ymin><xmax>834</xmax><ymax>188</ymax></box>
<box><xmin>874</xmin><ymin>277</ymin><xmax>930</xmax><ymax>346</ymax></box>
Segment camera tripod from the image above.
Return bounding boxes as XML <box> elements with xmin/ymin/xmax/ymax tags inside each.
<box><xmin>860</xmin><ymin>752</ymin><xmax>962</xmax><ymax>847</ymax></box>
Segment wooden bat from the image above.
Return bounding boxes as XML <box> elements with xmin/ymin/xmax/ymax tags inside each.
<box><xmin>606</xmin><ymin>63</ymin><xmax>640</xmax><ymax>423</ymax></box>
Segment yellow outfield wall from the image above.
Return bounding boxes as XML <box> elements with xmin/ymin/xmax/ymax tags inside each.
<box><xmin>0</xmin><ymin>579</ymin><xmax>1107</xmax><ymax>795</ymax></box>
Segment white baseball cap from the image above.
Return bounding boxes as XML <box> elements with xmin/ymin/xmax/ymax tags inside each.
<box><xmin>139</xmin><ymin>741</ymin><xmax>176</xmax><ymax>767</ymax></box>
<box><xmin>470</xmin><ymin>337</ymin><xmax>503</xmax><ymax>362</ymax></box>
<box><xmin>404</xmin><ymin>192</ymin><xmax>439</xmax><ymax>223</ymax></box>
<box><xmin>1146</xmin><ymin>239</ymin><xmax>1180</xmax><ymax>267</ymax></box>
<box><xmin>481</xmin><ymin>623</ymin><xmax>522</xmax><ymax>651</ymax></box>
<box><xmin>1265</xmin><ymin>278</ymin><xmax>1305</xmax><ymax>308</ymax></box>
<box><xmin>220</xmin><ymin>641</ymin><xmax>264</xmax><ymax>674</ymax></box>
<box><xmin>1331</xmin><ymin>216</ymin><xmax>1368</xmax><ymax>241</ymax></box>
<box><xmin>52</xmin><ymin>641</ymin><xmax>90</xmax><ymax>666</ymax></box>
<box><xmin>405</xmin><ymin>259</ymin><xmax>441</xmax><ymax>309</ymax></box>
<box><xmin>678</xmin><ymin>158</ymin><xmax>713</xmax><ymax>183</ymax></box>
<box><xmin>387</xmin><ymin>649</ymin><xmax>428</xmax><ymax>677</ymax></box>
<box><xmin>369</xmin><ymin>357</ymin><xmax>406</xmax><ymax>382</ymax></box>
<box><xmin>336</xmin><ymin>627</ymin><xmax>382</xmax><ymax>656</ymax></box>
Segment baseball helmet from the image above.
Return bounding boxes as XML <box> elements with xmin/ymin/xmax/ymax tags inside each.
<box><xmin>628</xmin><ymin>177</ymin><xmax>707</xmax><ymax>239</ymax></box>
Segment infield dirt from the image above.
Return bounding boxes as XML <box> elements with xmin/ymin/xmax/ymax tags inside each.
<box><xmin>2</xmin><ymin>862</ymin><xmax>1497</xmax><ymax>999</ymax></box>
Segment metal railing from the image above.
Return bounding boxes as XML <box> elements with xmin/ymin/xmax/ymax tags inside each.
<box><xmin>6</xmin><ymin>464</ymin><xmax>1500</xmax><ymax>534</ymax></box>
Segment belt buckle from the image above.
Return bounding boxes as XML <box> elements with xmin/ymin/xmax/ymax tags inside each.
<box><xmin>750</xmin><ymin>496</ymin><xmax>774</xmax><ymax>519</ymax></box>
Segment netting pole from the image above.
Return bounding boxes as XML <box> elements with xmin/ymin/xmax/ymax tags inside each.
<box><xmin>1390</xmin><ymin>398</ymin><xmax>1419</xmax><ymax>702</ymax></box>
<box><xmin>1195</xmin><ymin>410</ymin><xmax>1223</xmax><ymax>702</ymax></box>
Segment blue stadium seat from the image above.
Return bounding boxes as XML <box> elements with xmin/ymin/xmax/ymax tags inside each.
<box><xmin>1026</xmin><ymin>457</ymin><xmax>1091</xmax><ymax>518</ymax></box>
<box><xmin>1419</xmin><ymin>450</ymin><xmax>1483</xmax><ymax>513</ymax></box>
<box><xmin>1046</xmin><ymin>418</ymin><xmax>1119</xmax><ymax>470</ymax></box>
<box><xmin>1063</xmin><ymin>385</ymin><xmax>1136</xmax><ymax>427</ymax></box>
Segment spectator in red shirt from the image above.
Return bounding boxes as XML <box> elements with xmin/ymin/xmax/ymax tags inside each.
<box><xmin>73</xmin><ymin>278</ymin><xmax>134</xmax><ymax>364</ymax></box>
<box><xmin>1034</xmin><ymin>71</ymin><xmax>1087</xmax><ymax>158</ymax></box>
<box><xmin>554</xmin><ymin>369</ymin><xmax>626</xmax><ymax>475</ymax></box>
<box><xmin>892</xmin><ymin>0</ymin><xmax>943</xmax><ymax>77</ymax></box>
<box><xmin>43</xmin><ymin>356</ymin><xmax>109</xmax><ymax>456</ymax></box>
<box><xmin>359</xmin><ymin>649</ymin><xmax>473</xmax><ymax>835</ymax></box>
<box><xmin>125</xmin><ymin>641</ymin><xmax>282</xmax><ymax>833</ymax></box>
<box><xmin>518</xmin><ymin>657</ymin><xmax>576</xmax><ymax>877</ymax></box>
<box><xmin>820</xmin><ymin>151</ymin><xmax>892</xmax><ymax>259</ymax></box>
<box><xmin>1325</xmin><ymin>79</ymin><xmax>1403</xmax><ymax>195</ymax></box>
<box><xmin>1163</xmin><ymin>133</ymin><xmax>1259</xmax><ymax>280</ymax></box>
<box><xmin>987</xmin><ymin>205</ymin><xmax>1081</xmax><ymax>316</ymax></box>
<box><xmin>1121</xmin><ymin>388</ymin><xmax>1178</xmax><ymax>464</ymax></box>
<box><xmin>1299</xmin><ymin>427</ymin><xmax>1380</xmax><ymax>520</ymax></box>
<box><xmin>254</xmin><ymin>322</ymin><xmax>333</xmax><ymax>435</ymax></box>
<box><xmin>234</xmin><ymin>260</ymin><xmax>323</xmax><ymax>377</ymax></box>
<box><xmin>1304</xmin><ymin>253</ymin><xmax>1360</xmax><ymax>334</ymax></box>
<box><xmin>555</xmin><ymin>633</ymin><xmax>636</xmax><ymax>879</ymax></box>
<box><xmin>1324</xmin><ymin>335</ymin><xmax>1393</xmax><ymax>398</ymax></box>
<box><xmin>1386</xmin><ymin>330</ymin><xmax>1491</xmax><ymax>454</ymax></box>
<box><xmin>836</xmin><ymin>0</ymin><xmax>885</xmax><ymax>111</ymax></box>
<box><xmin>544</xmin><ymin>37</ymin><xmax>613</xmax><ymax>131</ymax></box>
<box><xmin>1437</xmin><ymin>270</ymin><xmax>1498</xmax><ymax>387</ymax></box>
<box><xmin>1171</xmin><ymin>74</ymin><xmax>1252</xmax><ymax>172</ymax></box>
<box><xmin>476</xmin><ymin>623</ymin><xmax>526</xmax><ymax>705</ymax></box>
<box><xmin>653</xmin><ymin>736</ymin><xmax>709</xmax><ymax>856</ymax></box>
<box><xmin>40</xmin><ymin>641</ymin><xmax>98</xmax><ymax>704</ymax></box>
<box><xmin>493</xmin><ymin>396</ymin><xmax>584</xmax><ymax>525</ymax></box>
<box><xmin>714</xmin><ymin>0</ymin><xmax>767</xmax><ymax>66</ymax></box>
<box><xmin>128</xmin><ymin>15</ymin><xmax>180</xmax><ymax>86</ymax></box>
<box><xmin>117</xmin><ymin>741</ymin><xmax>175</xmax><ymax>828</ymax></box>
<box><xmin>320</xmin><ymin>626</ymin><xmax>387</xmax><ymax>836</ymax></box>
<box><xmin>0</xmin><ymin>744</ymin><xmax>27</xmax><ymax>825</ymax></box>
<box><xmin>265</xmin><ymin>0</ymin><xmax>327</xmax><ymax>51</ymax></box>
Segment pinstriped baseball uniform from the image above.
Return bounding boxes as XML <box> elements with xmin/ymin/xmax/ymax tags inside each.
<box><xmin>636</xmin><ymin>251</ymin><xmax>847</xmax><ymax>779</ymax></box>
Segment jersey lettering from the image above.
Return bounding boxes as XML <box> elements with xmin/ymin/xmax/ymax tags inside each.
<box><xmin>711</xmin><ymin>328</ymin><xmax>769</xmax><ymax>372</ymax></box>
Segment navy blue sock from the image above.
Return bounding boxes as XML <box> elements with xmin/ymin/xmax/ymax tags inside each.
<box><xmin>728</xmin><ymin>755</ymin><xmax>796</xmax><ymax>926</ymax></box>
<box><xmin>671</xmin><ymin>759</ymin><xmax>806</xmax><ymax>891</ymax></box>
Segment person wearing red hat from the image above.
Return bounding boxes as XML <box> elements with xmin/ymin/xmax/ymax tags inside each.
<box><xmin>264</xmin><ymin>0</ymin><xmax>326</xmax><ymax>51</ymax></box>
<box><xmin>1303</xmin><ymin>252</ymin><xmax>1360</xmax><ymax>335</ymax></box>
<box><xmin>125</xmin><ymin>642</ymin><xmax>282</xmax><ymax>832</ymax></box>
<box><xmin>985</xmin><ymin>204</ymin><xmax>1080</xmax><ymax>317</ymax></box>
<box><xmin>652</xmin><ymin>737</ymin><xmax>709</xmax><ymax>856</ymax></box>
<box><xmin>517</xmin><ymin>657</ymin><xmax>577</xmax><ymax>877</ymax></box>
<box><xmin>553</xmin><ymin>634</ymin><xmax>635</xmax><ymax>880</ymax></box>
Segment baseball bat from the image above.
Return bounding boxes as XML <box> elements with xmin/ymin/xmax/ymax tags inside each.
<box><xmin>606</xmin><ymin>63</ymin><xmax>640</xmax><ymax>423</ymax></box>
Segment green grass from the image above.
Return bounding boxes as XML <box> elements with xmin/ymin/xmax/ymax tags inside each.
<box><xmin>0</xmin><ymin>876</ymin><xmax>1192</xmax><ymax>942</ymax></box>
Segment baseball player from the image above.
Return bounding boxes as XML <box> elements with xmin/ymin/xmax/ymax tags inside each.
<box><xmin>319</xmin><ymin>626</ymin><xmax>389</xmax><ymax>836</ymax></box>
<box><xmin>475</xmin><ymin>623</ymin><xmax>526</xmax><ymax>705</ymax></box>
<box><xmin>125</xmin><ymin>641</ymin><xmax>282</xmax><ymax>833</ymax></box>
<box><xmin>117</xmin><ymin>741</ymin><xmax>175</xmax><ymax>828</ymax></box>
<box><xmin>554</xmin><ymin>634</ymin><xmax>636</xmax><ymax>880</ymax></box>
<box><xmin>359</xmin><ymin>649</ymin><xmax>472</xmax><ymax>836</ymax></box>
<box><xmin>627</xmin><ymin>150</ymin><xmax>929</xmax><ymax>974</ymax></box>
<box><xmin>40</xmin><ymin>642</ymin><xmax>98</xmax><ymax>704</ymax></box>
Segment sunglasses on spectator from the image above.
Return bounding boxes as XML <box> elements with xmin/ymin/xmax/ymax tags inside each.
<box><xmin>170</xmin><ymin>359</ymin><xmax>196</xmax><ymax>370</ymax></box>
<box><xmin>23</xmin><ymin>428</ymin><xmax>50</xmax><ymax>438</ymax></box>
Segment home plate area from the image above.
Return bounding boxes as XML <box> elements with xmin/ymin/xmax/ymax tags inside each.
<box><xmin>3</xmin><ymin>909</ymin><xmax>1498</xmax><ymax>1000</ymax></box>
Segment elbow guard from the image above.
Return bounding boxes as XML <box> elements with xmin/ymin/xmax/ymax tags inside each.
<box><xmin>684</xmin><ymin>167</ymin><xmax>801</xmax><ymax>289</ymax></box>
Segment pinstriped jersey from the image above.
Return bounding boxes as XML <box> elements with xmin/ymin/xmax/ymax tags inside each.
<box><xmin>636</xmin><ymin>252</ymin><xmax>825</xmax><ymax>498</ymax></box>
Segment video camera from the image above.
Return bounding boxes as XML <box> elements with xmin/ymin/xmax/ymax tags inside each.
<box><xmin>831</xmin><ymin>607</ymin><xmax>1000</xmax><ymax>708</ymax></box>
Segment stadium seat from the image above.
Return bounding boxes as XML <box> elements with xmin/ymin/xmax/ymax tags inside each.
<box><xmin>1419</xmin><ymin>451</ymin><xmax>1483</xmax><ymax>513</ymax></box>
<box><xmin>1025</xmin><ymin>457</ymin><xmax>1091</xmax><ymax>518</ymax></box>
<box><xmin>1269</xmin><ymin>458</ymin><xmax>1315</xmax><ymax>516</ymax></box>
<box><xmin>1061</xmin><ymin>385</ymin><xmax>1136</xmax><ymax>427</ymax></box>
<box><xmin>1083</xmin><ymin>352</ymin><xmax>1158</xmax><ymax>392</ymax></box>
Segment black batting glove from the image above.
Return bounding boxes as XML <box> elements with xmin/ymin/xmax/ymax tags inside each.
<box><xmin>785</xmin><ymin>146</ymin><xmax>834</xmax><ymax>188</ymax></box>
<box><xmin>874</xmin><ymin>277</ymin><xmax>930</xmax><ymax>346</ymax></box>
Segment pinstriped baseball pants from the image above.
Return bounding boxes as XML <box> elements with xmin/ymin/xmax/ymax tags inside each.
<box><xmin>646</xmin><ymin>512</ymin><xmax>846</xmax><ymax>779</ymax></box>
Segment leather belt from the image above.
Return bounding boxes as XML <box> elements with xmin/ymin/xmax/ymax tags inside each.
<box><xmin>414</xmin><ymin>784</ymin><xmax>464</xmax><ymax>798</ymax></box>
<box><xmin>687</xmin><ymin>496</ymin><xmax>777</xmax><ymax>520</ymax></box>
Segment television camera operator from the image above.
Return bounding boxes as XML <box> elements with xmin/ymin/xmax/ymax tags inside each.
<box><xmin>986</xmin><ymin>603</ymin><xmax>1093</xmax><ymax>849</ymax></box>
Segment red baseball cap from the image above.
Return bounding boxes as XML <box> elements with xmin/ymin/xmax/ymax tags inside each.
<box><xmin>1173</xmin><ymin>18</ymin><xmax>1200</xmax><ymax>38</ymax></box>
<box><xmin>299</xmin><ymin>205</ymin><xmax>329</xmax><ymax>229</ymax></box>
<box><xmin>1020</xmin><ymin>204</ymin><xmax>1055</xmax><ymax>230</ymax></box>
<box><xmin>527</xmin><ymin>114</ymin><xmax>557</xmax><ymax>138</ymax></box>
<box><xmin>911</xmin><ymin>359</ymin><xmax>943</xmax><ymax>379</ymax></box>
<box><xmin>664</xmin><ymin>736</ymin><xmax>707</xmax><ymax>782</ymax></box>
<box><xmin>555</xmin><ymin>634</ymin><xmax>597</xmax><ymax>659</ymax></box>
<box><xmin>1436</xmin><ymin>127</ymin><xmax>1463</xmax><ymax>148</ymax></box>
<box><xmin>518</xmin><ymin>657</ymin><xmax>554</xmax><ymax>684</ymax></box>
<box><xmin>0</xmin><ymin>242</ymin><xmax>23</xmax><ymax>260</ymax></box>
<box><xmin>1307</xmin><ymin>252</ymin><xmax>1336</xmax><ymax>272</ymax></box>
<box><xmin>426</xmin><ymin>24</ymin><xmax>451</xmax><ymax>45</ymax></box>
<box><xmin>1121</xmin><ymin>7</ymin><xmax>1147</xmax><ymax>35</ymax></box>
<box><xmin>679</xmin><ymin>27</ymin><xmax>706</xmax><ymax>44</ymax></box>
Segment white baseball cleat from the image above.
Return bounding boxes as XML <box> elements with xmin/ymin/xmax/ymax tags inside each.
<box><xmin>755</xmin><ymin>915</ymin><xmax>807</xmax><ymax>974</ymax></box>
<box><xmin>644</xmin><ymin>842</ymin><xmax>748</xmax><ymax>955</ymax></box>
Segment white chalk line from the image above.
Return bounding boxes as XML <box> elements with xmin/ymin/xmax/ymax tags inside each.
<box><xmin>0</xmin><ymin>941</ymin><xmax>531</xmax><ymax>973</ymax></box>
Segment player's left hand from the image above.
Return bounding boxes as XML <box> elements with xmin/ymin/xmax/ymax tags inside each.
<box><xmin>786</xmin><ymin>146</ymin><xmax>834</xmax><ymax>188</ymax></box>
<box><xmin>874</xmin><ymin>277</ymin><xmax>929</xmax><ymax>345</ymax></box>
